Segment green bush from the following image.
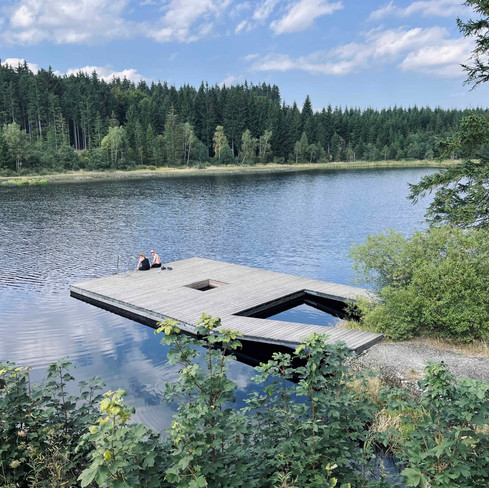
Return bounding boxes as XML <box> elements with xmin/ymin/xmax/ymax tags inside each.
<box><xmin>156</xmin><ymin>316</ymin><xmax>379</xmax><ymax>487</ymax></box>
<box><xmin>386</xmin><ymin>362</ymin><xmax>489</xmax><ymax>487</ymax></box>
<box><xmin>0</xmin><ymin>358</ymin><xmax>104</xmax><ymax>487</ymax></box>
<box><xmin>245</xmin><ymin>334</ymin><xmax>378</xmax><ymax>487</ymax></box>
<box><xmin>351</xmin><ymin>226</ymin><xmax>489</xmax><ymax>341</ymax></box>
<box><xmin>158</xmin><ymin>315</ymin><xmax>252</xmax><ymax>488</ymax></box>
<box><xmin>78</xmin><ymin>389</ymin><xmax>166</xmax><ymax>488</ymax></box>
<box><xmin>3</xmin><ymin>317</ymin><xmax>489</xmax><ymax>487</ymax></box>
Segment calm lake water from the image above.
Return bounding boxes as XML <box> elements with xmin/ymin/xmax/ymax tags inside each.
<box><xmin>0</xmin><ymin>167</ymin><xmax>434</xmax><ymax>432</ymax></box>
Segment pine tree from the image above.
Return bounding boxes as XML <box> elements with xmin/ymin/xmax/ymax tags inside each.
<box><xmin>163</xmin><ymin>107</ymin><xmax>184</xmax><ymax>167</ymax></box>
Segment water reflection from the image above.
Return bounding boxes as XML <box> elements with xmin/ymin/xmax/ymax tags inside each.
<box><xmin>269</xmin><ymin>303</ymin><xmax>339</xmax><ymax>327</ymax></box>
<box><xmin>0</xmin><ymin>168</ymin><xmax>433</xmax><ymax>432</ymax></box>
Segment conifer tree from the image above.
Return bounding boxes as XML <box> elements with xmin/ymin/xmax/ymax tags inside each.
<box><xmin>163</xmin><ymin>107</ymin><xmax>184</xmax><ymax>167</ymax></box>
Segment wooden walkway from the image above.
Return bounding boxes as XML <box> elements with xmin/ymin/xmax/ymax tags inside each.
<box><xmin>70</xmin><ymin>257</ymin><xmax>383</xmax><ymax>353</ymax></box>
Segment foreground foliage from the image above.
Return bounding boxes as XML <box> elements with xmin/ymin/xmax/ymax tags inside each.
<box><xmin>2</xmin><ymin>316</ymin><xmax>489</xmax><ymax>487</ymax></box>
<box><xmin>157</xmin><ymin>315</ymin><xmax>378</xmax><ymax>487</ymax></box>
<box><xmin>397</xmin><ymin>362</ymin><xmax>489</xmax><ymax>487</ymax></box>
<box><xmin>0</xmin><ymin>358</ymin><xmax>104</xmax><ymax>487</ymax></box>
<box><xmin>351</xmin><ymin>226</ymin><xmax>489</xmax><ymax>342</ymax></box>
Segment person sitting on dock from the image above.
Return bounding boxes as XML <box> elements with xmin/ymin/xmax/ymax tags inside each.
<box><xmin>150</xmin><ymin>249</ymin><xmax>162</xmax><ymax>268</ymax></box>
<box><xmin>136</xmin><ymin>253</ymin><xmax>150</xmax><ymax>271</ymax></box>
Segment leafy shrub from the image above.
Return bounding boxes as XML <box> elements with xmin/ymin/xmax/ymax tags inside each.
<box><xmin>78</xmin><ymin>389</ymin><xmax>166</xmax><ymax>488</ymax></box>
<box><xmin>245</xmin><ymin>334</ymin><xmax>378</xmax><ymax>487</ymax></box>
<box><xmin>157</xmin><ymin>315</ymin><xmax>252</xmax><ymax>488</ymax></box>
<box><xmin>3</xmin><ymin>317</ymin><xmax>489</xmax><ymax>488</ymax></box>
<box><xmin>351</xmin><ymin>226</ymin><xmax>489</xmax><ymax>341</ymax></box>
<box><xmin>383</xmin><ymin>362</ymin><xmax>489</xmax><ymax>487</ymax></box>
<box><xmin>156</xmin><ymin>315</ymin><xmax>383</xmax><ymax>487</ymax></box>
<box><xmin>0</xmin><ymin>358</ymin><xmax>104</xmax><ymax>487</ymax></box>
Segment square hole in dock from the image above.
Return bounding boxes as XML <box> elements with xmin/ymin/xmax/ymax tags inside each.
<box><xmin>269</xmin><ymin>302</ymin><xmax>338</xmax><ymax>327</ymax></box>
<box><xmin>184</xmin><ymin>279</ymin><xmax>228</xmax><ymax>291</ymax></box>
<box><xmin>235</xmin><ymin>290</ymin><xmax>351</xmax><ymax>327</ymax></box>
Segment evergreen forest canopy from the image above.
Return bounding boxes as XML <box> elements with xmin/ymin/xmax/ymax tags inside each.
<box><xmin>0</xmin><ymin>60</ymin><xmax>486</xmax><ymax>175</ymax></box>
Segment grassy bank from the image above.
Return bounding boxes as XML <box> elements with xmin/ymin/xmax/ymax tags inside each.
<box><xmin>0</xmin><ymin>177</ymin><xmax>49</xmax><ymax>186</ymax></box>
<box><xmin>0</xmin><ymin>159</ymin><xmax>458</xmax><ymax>186</ymax></box>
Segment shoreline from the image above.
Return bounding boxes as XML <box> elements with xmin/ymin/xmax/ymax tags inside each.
<box><xmin>349</xmin><ymin>338</ymin><xmax>489</xmax><ymax>394</ymax></box>
<box><xmin>0</xmin><ymin>160</ymin><xmax>456</xmax><ymax>186</ymax></box>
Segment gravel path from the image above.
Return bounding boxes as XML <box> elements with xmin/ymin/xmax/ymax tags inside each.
<box><xmin>350</xmin><ymin>342</ymin><xmax>489</xmax><ymax>387</ymax></box>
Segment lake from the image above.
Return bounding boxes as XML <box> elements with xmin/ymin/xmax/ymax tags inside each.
<box><xmin>0</xmin><ymin>167</ymin><xmax>433</xmax><ymax>432</ymax></box>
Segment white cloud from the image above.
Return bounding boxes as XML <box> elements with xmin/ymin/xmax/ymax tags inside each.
<box><xmin>1</xmin><ymin>57</ymin><xmax>39</xmax><ymax>73</ymax></box>
<box><xmin>0</xmin><ymin>0</ymin><xmax>234</xmax><ymax>45</ymax></box>
<box><xmin>235</xmin><ymin>19</ymin><xmax>249</xmax><ymax>33</ymax></box>
<box><xmin>235</xmin><ymin>0</ymin><xmax>279</xmax><ymax>33</ymax></box>
<box><xmin>254</xmin><ymin>0</ymin><xmax>279</xmax><ymax>21</ymax></box>
<box><xmin>65</xmin><ymin>65</ymin><xmax>146</xmax><ymax>83</ymax></box>
<box><xmin>244</xmin><ymin>53</ymin><xmax>259</xmax><ymax>61</ymax></box>
<box><xmin>249</xmin><ymin>26</ymin><xmax>470</xmax><ymax>78</ymax></box>
<box><xmin>10</xmin><ymin>4</ymin><xmax>35</xmax><ymax>28</ymax></box>
<box><xmin>219</xmin><ymin>73</ymin><xmax>245</xmax><ymax>86</ymax></box>
<box><xmin>250</xmin><ymin>52</ymin><xmax>352</xmax><ymax>74</ymax></box>
<box><xmin>270</xmin><ymin>0</ymin><xmax>343</xmax><ymax>35</ymax></box>
<box><xmin>231</xmin><ymin>1</ymin><xmax>252</xmax><ymax>17</ymax></box>
<box><xmin>2</xmin><ymin>0</ymin><xmax>134</xmax><ymax>45</ymax></box>
<box><xmin>400</xmin><ymin>37</ymin><xmax>472</xmax><ymax>77</ymax></box>
<box><xmin>370</xmin><ymin>0</ymin><xmax>471</xmax><ymax>20</ymax></box>
<box><xmin>147</xmin><ymin>0</ymin><xmax>231</xmax><ymax>43</ymax></box>
<box><xmin>369</xmin><ymin>1</ymin><xmax>396</xmax><ymax>20</ymax></box>
<box><xmin>1</xmin><ymin>59</ymin><xmax>146</xmax><ymax>82</ymax></box>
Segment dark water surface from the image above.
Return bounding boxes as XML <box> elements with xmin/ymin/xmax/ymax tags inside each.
<box><xmin>0</xmin><ymin>168</ymin><xmax>433</xmax><ymax>432</ymax></box>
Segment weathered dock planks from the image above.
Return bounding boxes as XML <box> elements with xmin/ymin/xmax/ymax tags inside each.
<box><xmin>70</xmin><ymin>257</ymin><xmax>383</xmax><ymax>353</ymax></box>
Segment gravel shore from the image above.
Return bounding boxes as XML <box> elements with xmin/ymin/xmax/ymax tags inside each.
<box><xmin>350</xmin><ymin>341</ymin><xmax>489</xmax><ymax>390</ymax></box>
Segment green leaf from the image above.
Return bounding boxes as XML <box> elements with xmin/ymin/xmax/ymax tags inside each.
<box><xmin>78</xmin><ymin>460</ymin><xmax>102</xmax><ymax>487</ymax></box>
<box><xmin>402</xmin><ymin>467</ymin><xmax>425</xmax><ymax>487</ymax></box>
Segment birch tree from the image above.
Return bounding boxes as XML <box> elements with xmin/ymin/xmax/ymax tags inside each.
<box><xmin>4</xmin><ymin>122</ymin><xmax>27</xmax><ymax>172</ymax></box>
<box><xmin>258</xmin><ymin>129</ymin><xmax>272</xmax><ymax>163</ymax></box>
<box><xmin>240</xmin><ymin>129</ymin><xmax>256</xmax><ymax>165</ymax></box>
<box><xmin>182</xmin><ymin>122</ymin><xmax>196</xmax><ymax>166</ymax></box>
<box><xmin>213</xmin><ymin>125</ymin><xmax>227</xmax><ymax>164</ymax></box>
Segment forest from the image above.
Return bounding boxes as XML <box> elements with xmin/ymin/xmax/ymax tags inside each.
<box><xmin>0</xmin><ymin>60</ymin><xmax>486</xmax><ymax>175</ymax></box>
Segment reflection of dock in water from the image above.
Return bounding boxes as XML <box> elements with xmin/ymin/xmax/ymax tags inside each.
<box><xmin>70</xmin><ymin>257</ymin><xmax>383</xmax><ymax>355</ymax></box>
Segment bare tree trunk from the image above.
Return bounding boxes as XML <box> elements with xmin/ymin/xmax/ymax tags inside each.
<box><xmin>86</xmin><ymin>100</ymin><xmax>91</xmax><ymax>149</ymax></box>
<box><xmin>73</xmin><ymin>120</ymin><xmax>78</xmax><ymax>150</ymax></box>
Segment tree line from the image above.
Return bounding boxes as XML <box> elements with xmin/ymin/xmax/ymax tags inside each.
<box><xmin>0</xmin><ymin>60</ymin><xmax>485</xmax><ymax>174</ymax></box>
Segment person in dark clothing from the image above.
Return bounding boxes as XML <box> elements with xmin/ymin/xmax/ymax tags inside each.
<box><xmin>136</xmin><ymin>253</ymin><xmax>150</xmax><ymax>270</ymax></box>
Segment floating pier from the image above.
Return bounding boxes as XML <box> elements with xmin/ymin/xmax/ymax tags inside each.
<box><xmin>70</xmin><ymin>257</ymin><xmax>383</xmax><ymax>354</ymax></box>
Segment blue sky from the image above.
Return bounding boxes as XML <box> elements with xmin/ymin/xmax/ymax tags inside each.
<box><xmin>1</xmin><ymin>0</ymin><xmax>488</xmax><ymax>109</ymax></box>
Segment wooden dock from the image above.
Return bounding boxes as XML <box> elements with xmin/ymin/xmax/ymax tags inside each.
<box><xmin>70</xmin><ymin>257</ymin><xmax>383</xmax><ymax>353</ymax></box>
